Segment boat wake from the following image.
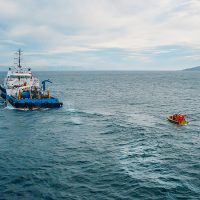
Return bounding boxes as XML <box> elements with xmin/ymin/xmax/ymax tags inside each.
<box><xmin>4</xmin><ymin>104</ymin><xmax>15</xmax><ymax>110</ymax></box>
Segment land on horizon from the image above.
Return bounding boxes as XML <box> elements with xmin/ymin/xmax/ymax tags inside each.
<box><xmin>183</xmin><ymin>66</ymin><xmax>200</xmax><ymax>71</ymax></box>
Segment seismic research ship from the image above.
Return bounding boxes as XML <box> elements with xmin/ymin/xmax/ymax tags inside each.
<box><xmin>0</xmin><ymin>49</ymin><xmax>63</xmax><ymax>110</ymax></box>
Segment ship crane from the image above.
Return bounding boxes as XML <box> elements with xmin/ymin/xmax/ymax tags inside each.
<box><xmin>42</xmin><ymin>79</ymin><xmax>52</xmax><ymax>91</ymax></box>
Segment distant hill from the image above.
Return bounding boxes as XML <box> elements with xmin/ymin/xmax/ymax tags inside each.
<box><xmin>183</xmin><ymin>66</ymin><xmax>200</xmax><ymax>71</ymax></box>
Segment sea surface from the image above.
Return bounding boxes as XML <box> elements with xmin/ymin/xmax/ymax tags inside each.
<box><xmin>0</xmin><ymin>71</ymin><xmax>200</xmax><ymax>200</ymax></box>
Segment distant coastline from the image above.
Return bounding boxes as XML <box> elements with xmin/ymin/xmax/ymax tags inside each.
<box><xmin>183</xmin><ymin>66</ymin><xmax>200</xmax><ymax>71</ymax></box>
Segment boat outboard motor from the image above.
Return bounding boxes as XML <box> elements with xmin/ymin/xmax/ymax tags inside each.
<box><xmin>42</xmin><ymin>79</ymin><xmax>52</xmax><ymax>91</ymax></box>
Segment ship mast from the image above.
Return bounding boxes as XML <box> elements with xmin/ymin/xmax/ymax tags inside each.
<box><xmin>18</xmin><ymin>49</ymin><xmax>22</xmax><ymax>68</ymax></box>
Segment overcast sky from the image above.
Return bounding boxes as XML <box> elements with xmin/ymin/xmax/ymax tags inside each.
<box><xmin>0</xmin><ymin>0</ymin><xmax>200</xmax><ymax>70</ymax></box>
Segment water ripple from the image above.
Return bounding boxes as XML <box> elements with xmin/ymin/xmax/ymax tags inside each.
<box><xmin>0</xmin><ymin>71</ymin><xmax>200</xmax><ymax>199</ymax></box>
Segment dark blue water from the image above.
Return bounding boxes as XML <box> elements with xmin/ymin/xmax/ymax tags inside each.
<box><xmin>0</xmin><ymin>71</ymin><xmax>200</xmax><ymax>200</ymax></box>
